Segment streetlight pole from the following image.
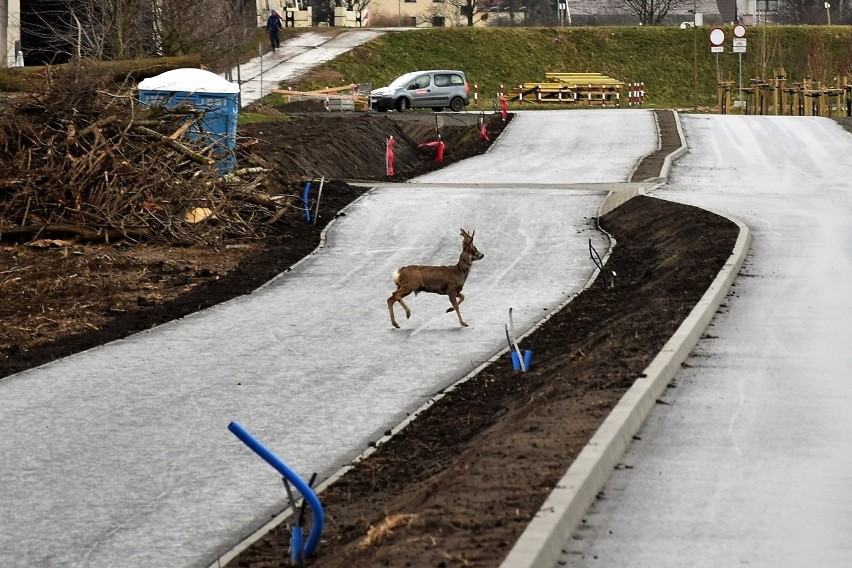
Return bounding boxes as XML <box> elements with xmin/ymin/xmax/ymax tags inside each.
<box><xmin>398</xmin><ymin>0</ymin><xmax>402</xmax><ymax>26</ymax></box>
<box><xmin>693</xmin><ymin>0</ymin><xmax>698</xmax><ymax>111</ymax></box>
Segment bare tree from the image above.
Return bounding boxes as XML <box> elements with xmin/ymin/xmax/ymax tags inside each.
<box><xmin>525</xmin><ymin>0</ymin><xmax>556</xmax><ymax>25</ymax></box>
<box><xmin>494</xmin><ymin>0</ymin><xmax>524</xmax><ymax>26</ymax></box>
<box><xmin>20</xmin><ymin>0</ymin><xmax>137</xmax><ymax>62</ymax></box>
<box><xmin>22</xmin><ymin>0</ymin><xmax>257</xmax><ymax>62</ymax></box>
<box><xmin>776</xmin><ymin>0</ymin><xmax>821</xmax><ymax>23</ymax></box>
<box><xmin>610</xmin><ymin>0</ymin><xmax>689</xmax><ymax>24</ymax></box>
<box><xmin>341</xmin><ymin>0</ymin><xmax>371</xmax><ymax>21</ymax></box>
<box><xmin>775</xmin><ymin>0</ymin><xmax>849</xmax><ymax>23</ymax></box>
<box><xmin>307</xmin><ymin>0</ymin><xmax>336</xmax><ymax>25</ymax></box>
<box><xmin>414</xmin><ymin>3</ymin><xmax>457</xmax><ymax>26</ymax></box>
<box><xmin>754</xmin><ymin>24</ymin><xmax>780</xmax><ymax>80</ymax></box>
<box><xmin>197</xmin><ymin>0</ymin><xmax>259</xmax><ymax>72</ymax></box>
<box><xmin>445</xmin><ymin>0</ymin><xmax>487</xmax><ymax>26</ymax></box>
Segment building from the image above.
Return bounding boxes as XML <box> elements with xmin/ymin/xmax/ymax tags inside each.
<box><xmin>1</xmin><ymin>0</ymin><xmax>21</xmax><ymax>68</ymax></box>
<box><xmin>361</xmin><ymin>0</ymin><xmax>726</xmax><ymax>28</ymax></box>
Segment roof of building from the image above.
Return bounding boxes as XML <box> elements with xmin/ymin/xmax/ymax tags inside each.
<box><xmin>565</xmin><ymin>0</ymin><xmax>721</xmax><ymax>17</ymax></box>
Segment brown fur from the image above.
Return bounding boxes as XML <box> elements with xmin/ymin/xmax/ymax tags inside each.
<box><xmin>387</xmin><ymin>229</ymin><xmax>484</xmax><ymax>328</ymax></box>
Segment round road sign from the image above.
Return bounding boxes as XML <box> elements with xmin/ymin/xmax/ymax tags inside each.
<box><xmin>709</xmin><ymin>27</ymin><xmax>726</xmax><ymax>46</ymax></box>
<box><xmin>733</xmin><ymin>24</ymin><xmax>746</xmax><ymax>37</ymax></box>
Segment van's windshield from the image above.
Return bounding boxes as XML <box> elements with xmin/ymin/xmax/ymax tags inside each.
<box><xmin>388</xmin><ymin>73</ymin><xmax>419</xmax><ymax>89</ymax></box>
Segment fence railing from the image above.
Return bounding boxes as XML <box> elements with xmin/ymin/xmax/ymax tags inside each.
<box><xmin>719</xmin><ymin>72</ymin><xmax>852</xmax><ymax>117</ymax></box>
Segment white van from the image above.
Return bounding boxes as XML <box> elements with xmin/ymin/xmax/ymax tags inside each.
<box><xmin>370</xmin><ymin>70</ymin><xmax>470</xmax><ymax>112</ymax></box>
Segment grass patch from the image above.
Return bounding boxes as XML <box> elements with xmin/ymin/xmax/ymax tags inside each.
<box><xmin>3</xmin><ymin>26</ymin><xmax>850</xmax><ymax>111</ymax></box>
<box><xmin>291</xmin><ymin>26</ymin><xmax>852</xmax><ymax>109</ymax></box>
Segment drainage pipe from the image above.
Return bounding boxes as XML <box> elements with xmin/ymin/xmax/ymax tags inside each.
<box><xmin>302</xmin><ymin>181</ymin><xmax>313</xmax><ymax>223</ymax></box>
<box><xmin>228</xmin><ymin>421</ymin><xmax>325</xmax><ymax>559</ymax></box>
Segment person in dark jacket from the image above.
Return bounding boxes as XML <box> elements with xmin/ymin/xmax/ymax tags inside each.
<box><xmin>267</xmin><ymin>10</ymin><xmax>283</xmax><ymax>50</ymax></box>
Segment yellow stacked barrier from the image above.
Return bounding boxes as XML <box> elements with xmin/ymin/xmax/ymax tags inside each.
<box><xmin>511</xmin><ymin>73</ymin><xmax>630</xmax><ymax>106</ymax></box>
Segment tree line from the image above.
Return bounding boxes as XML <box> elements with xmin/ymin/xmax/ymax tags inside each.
<box><xmin>19</xmin><ymin>0</ymin><xmax>851</xmax><ymax>65</ymax></box>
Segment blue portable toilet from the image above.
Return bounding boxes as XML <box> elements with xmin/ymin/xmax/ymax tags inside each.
<box><xmin>138</xmin><ymin>68</ymin><xmax>240</xmax><ymax>174</ymax></box>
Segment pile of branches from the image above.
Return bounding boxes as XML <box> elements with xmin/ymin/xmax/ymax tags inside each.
<box><xmin>0</xmin><ymin>63</ymin><xmax>301</xmax><ymax>246</ymax></box>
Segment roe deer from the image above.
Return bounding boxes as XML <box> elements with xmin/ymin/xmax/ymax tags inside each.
<box><xmin>387</xmin><ymin>229</ymin><xmax>485</xmax><ymax>328</ymax></box>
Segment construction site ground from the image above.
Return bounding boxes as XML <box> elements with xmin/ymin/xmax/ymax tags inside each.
<box><xmin>3</xmin><ymin>106</ymin><xmax>850</xmax><ymax>567</ymax></box>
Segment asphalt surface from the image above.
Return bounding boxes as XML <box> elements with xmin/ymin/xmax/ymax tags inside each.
<box><xmin>560</xmin><ymin>114</ymin><xmax>852</xmax><ymax>567</ymax></box>
<box><xmin>232</xmin><ymin>29</ymin><xmax>385</xmax><ymax>107</ymax></box>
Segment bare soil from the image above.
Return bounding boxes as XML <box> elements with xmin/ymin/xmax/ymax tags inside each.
<box><xmin>3</xmin><ymin>109</ymin><xmax>847</xmax><ymax>567</ymax></box>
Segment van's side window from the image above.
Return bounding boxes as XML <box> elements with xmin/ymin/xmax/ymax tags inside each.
<box><xmin>450</xmin><ymin>74</ymin><xmax>464</xmax><ymax>85</ymax></box>
<box><xmin>434</xmin><ymin>74</ymin><xmax>450</xmax><ymax>87</ymax></box>
<box><xmin>413</xmin><ymin>74</ymin><xmax>431</xmax><ymax>89</ymax></box>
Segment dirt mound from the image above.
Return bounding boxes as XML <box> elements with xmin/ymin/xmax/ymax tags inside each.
<box><xmin>241</xmin><ymin>110</ymin><xmax>508</xmax><ymax>182</ymax></box>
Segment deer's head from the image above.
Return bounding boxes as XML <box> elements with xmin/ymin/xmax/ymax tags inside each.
<box><xmin>460</xmin><ymin>228</ymin><xmax>484</xmax><ymax>261</ymax></box>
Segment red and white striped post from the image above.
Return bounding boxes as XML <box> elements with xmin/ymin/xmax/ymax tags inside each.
<box><xmin>479</xmin><ymin>119</ymin><xmax>489</xmax><ymax>141</ymax></box>
<box><xmin>473</xmin><ymin>84</ymin><xmax>479</xmax><ymax>107</ymax></box>
<box><xmin>386</xmin><ymin>136</ymin><xmax>395</xmax><ymax>177</ymax></box>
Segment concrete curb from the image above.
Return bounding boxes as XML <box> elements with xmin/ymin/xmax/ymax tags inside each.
<box><xmin>499</xmin><ymin>110</ymin><xmax>751</xmax><ymax>568</ymax></box>
<box><xmin>500</xmin><ymin>215</ymin><xmax>750</xmax><ymax>568</ymax></box>
<box><xmin>659</xmin><ymin>109</ymin><xmax>689</xmax><ymax>181</ymax></box>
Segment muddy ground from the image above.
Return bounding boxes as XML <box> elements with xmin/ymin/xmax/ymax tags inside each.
<box><xmin>3</xmin><ymin>109</ymin><xmax>848</xmax><ymax>567</ymax></box>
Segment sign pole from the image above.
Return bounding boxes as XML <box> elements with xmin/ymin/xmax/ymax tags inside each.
<box><xmin>738</xmin><ymin>53</ymin><xmax>742</xmax><ymax>110</ymax></box>
<box><xmin>715</xmin><ymin>53</ymin><xmax>720</xmax><ymax>83</ymax></box>
<box><xmin>692</xmin><ymin>21</ymin><xmax>698</xmax><ymax>110</ymax></box>
<box><xmin>732</xmin><ymin>25</ymin><xmax>747</xmax><ymax>112</ymax></box>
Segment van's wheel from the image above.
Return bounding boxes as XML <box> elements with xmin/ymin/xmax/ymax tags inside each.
<box><xmin>449</xmin><ymin>97</ymin><xmax>464</xmax><ymax>112</ymax></box>
<box><xmin>396</xmin><ymin>98</ymin><xmax>410</xmax><ymax>112</ymax></box>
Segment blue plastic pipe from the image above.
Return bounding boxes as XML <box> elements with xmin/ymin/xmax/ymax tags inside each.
<box><xmin>228</xmin><ymin>421</ymin><xmax>325</xmax><ymax>559</ymax></box>
<box><xmin>302</xmin><ymin>182</ymin><xmax>312</xmax><ymax>223</ymax></box>
<box><xmin>290</xmin><ymin>525</ymin><xmax>304</xmax><ymax>565</ymax></box>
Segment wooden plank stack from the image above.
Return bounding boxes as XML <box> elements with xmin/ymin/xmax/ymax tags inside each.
<box><xmin>512</xmin><ymin>72</ymin><xmax>635</xmax><ymax>106</ymax></box>
<box><xmin>273</xmin><ymin>84</ymin><xmax>369</xmax><ymax>111</ymax></box>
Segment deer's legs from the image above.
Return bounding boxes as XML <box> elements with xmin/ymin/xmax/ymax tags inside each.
<box><xmin>388</xmin><ymin>290</ymin><xmax>412</xmax><ymax>328</ymax></box>
<box><xmin>448</xmin><ymin>294</ymin><xmax>468</xmax><ymax>327</ymax></box>
<box><xmin>445</xmin><ymin>292</ymin><xmax>465</xmax><ymax>314</ymax></box>
<box><xmin>397</xmin><ymin>297</ymin><xmax>411</xmax><ymax>319</ymax></box>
